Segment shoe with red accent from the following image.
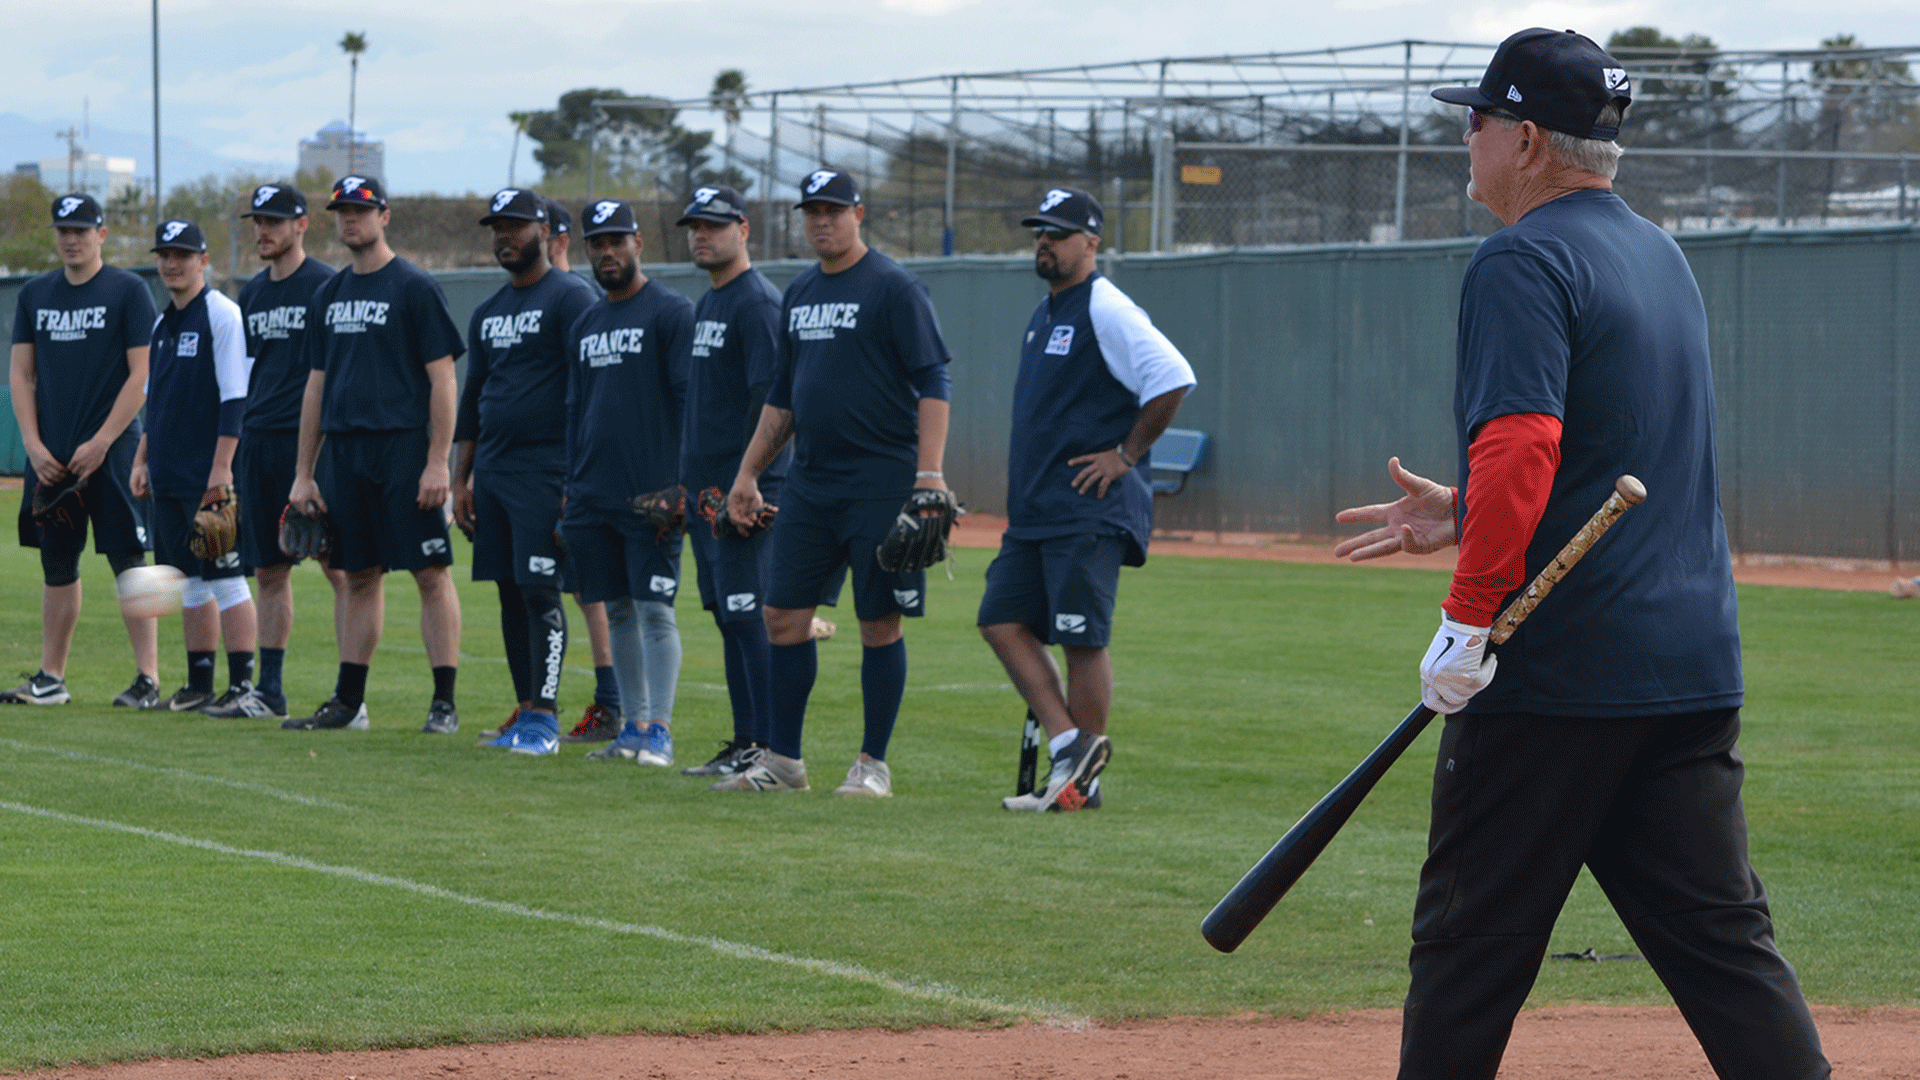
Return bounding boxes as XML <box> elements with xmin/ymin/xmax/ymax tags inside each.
<box><xmin>1003</xmin><ymin>732</ymin><xmax>1110</xmax><ymax>812</ymax></box>
<box><xmin>560</xmin><ymin>702</ymin><xmax>622</xmax><ymax>744</ymax></box>
<box><xmin>476</xmin><ymin>701</ymin><xmax>530</xmax><ymax>746</ymax></box>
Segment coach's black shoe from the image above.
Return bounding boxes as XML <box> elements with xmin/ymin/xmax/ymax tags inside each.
<box><xmin>282</xmin><ymin>696</ymin><xmax>370</xmax><ymax>730</ymax></box>
<box><xmin>0</xmin><ymin>670</ymin><xmax>70</xmax><ymax>705</ymax></box>
<box><xmin>561</xmin><ymin>702</ymin><xmax>621</xmax><ymax>744</ymax></box>
<box><xmin>681</xmin><ymin>737</ymin><xmax>759</xmax><ymax>776</ymax></box>
<box><xmin>111</xmin><ymin>673</ymin><xmax>159</xmax><ymax>709</ymax></box>
<box><xmin>421</xmin><ymin>699</ymin><xmax>458</xmax><ymax>734</ymax></box>
<box><xmin>1003</xmin><ymin>732</ymin><xmax>1110</xmax><ymax>812</ymax></box>
<box><xmin>147</xmin><ymin>686</ymin><xmax>216</xmax><ymax>712</ymax></box>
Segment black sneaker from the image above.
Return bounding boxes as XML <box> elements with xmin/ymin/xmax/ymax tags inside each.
<box><xmin>0</xmin><ymin>671</ymin><xmax>71</xmax><ymax>705</ymax></box>
<box><xmin>201</xmin><ymin>682</ymin><xmax>286</xmax><ymax>719</ymax></box>
<box><xmin>421</xmin><ymin>699</ymin><xmax>458</xmax><ymax>734</ymax></box>
<box><xmin>147</xmin><ymin>686</ymin><xmax>216</xmax><ymax>712</ymax></box>
<box><xmin>282</xmin><ymin>696</ymin><xmax>370</xmax><ymax>730</ymax></box>
<box><xmin>560</xmin><ymin>702</ymin><xmax>622</xmax><ymax>744</ymax></box>
<box><xmin>1002</xmin><ymin>732</ymin><xmax>1111</xmax><ymax>812</ymax></box>
<box><xmin>111</xmin><ymin>673</ymin><xmax>159</xmax><ymax>709</ymax></box>
<box><xmin>681</xmin><ymin>738</ymin><xmax>760</xmax><ymax>776</ymax></box>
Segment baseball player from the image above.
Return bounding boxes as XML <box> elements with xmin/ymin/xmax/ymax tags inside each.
<box><xmin>564</xmin><ymin>199</ymin><xmax>693</xmax><ymax>766</ymax></box>
<box><xmin>282</xmin><ymin>175</ymin><xmax>466</xmax><ymax>733</ymax></box>
<box><xmin>1333</xmin><ymin>30</ymin><xmax>1829</xmax><ymax>1079</ymax></box>
<box><xmin>675</xmin><ymin>185</ymin><xmax>787</xmax><ymax>776</ymax></box>
<box><xmin>984</xmin><ymin>188</ymin><xmax>1195</xmax><ymax>813</ymax></box>
<box><xmin>130</xmin><ymin>218</ymin><xmax>261</xmax><ymax>712</ymax></box>
<box><xmin>719</xmin><ymin>169</ymin><xmax>953</xmax><ymax>798</ymax></box>
<box><xmin>228</xmin><ymin>182</ymin><xmax>345</xmax><ymax>719</ymax></box>
<box><xmin>6</xmin><ymin>192</ymin><xmax>160</xmax><ymax>707</ymax></box>
<box><xmin>454</xmin><ymin>189</ymin><xmax>595</xmax><ymax>755</ymax></box>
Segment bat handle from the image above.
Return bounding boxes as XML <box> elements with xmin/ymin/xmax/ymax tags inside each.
<box><xmin>1489</xmin><ymin>475</ymin><xmax>1644</xmax><ymax>645</ymax></box>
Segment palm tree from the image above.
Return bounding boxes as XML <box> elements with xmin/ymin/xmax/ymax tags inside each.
<box><xmin>507</xmin><ymin>111</ymin><xmax>532</xmax><ymax>186</ymax></box>
<box><xmin>339</xmin><ymin>32</ymin><xmax>368</xmax><ymax>173</ymax></box>
<box><xmin>709</xmin><ymin>69</ymin><xmax>749</xmax><ymax>179</ymax></box>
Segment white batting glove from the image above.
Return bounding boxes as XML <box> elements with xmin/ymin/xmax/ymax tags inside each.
<box><xmin>1419</xmin><ymin>612</ymin><xmax>1497</xmax><ymax>715</ymax></box>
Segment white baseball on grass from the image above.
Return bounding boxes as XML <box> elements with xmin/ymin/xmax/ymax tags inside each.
<box><xmin>117</xmin><ymin>565</ymin><xmax>186</xmax><ymax>619</ymax></box>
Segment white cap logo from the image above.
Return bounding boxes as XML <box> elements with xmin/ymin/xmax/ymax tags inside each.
<box><xmin>58</xmin><ymin>196</ymin><xmax>84</xmax><ymax>217</ymax></box>
<box><xmin>1506</xmin><ymin>85</ymin><xmax>1524</xmax><ymax>103</ymax></box>
<box><xmin>1038</xmin><ymin>189</ymin><xmax>1070</xmax><ymax>212</ymax></box>
<box><xmin>805</xmin><ymin>170</ymin><xmax>837</xmax><ymax>194</ymax></box>
<box><xmin>693</xmin><ymin>187</ymin><xmax>719</xmax><ymax>204</ymax></box>
<box><xmin>341</xmin><ymin>177</ymin><xmax>365</xmax><ymax>194</ymax></box>
<box><xmin>1603</xmin><ymin>67</ymin><xmax>1629</xmax><ymax>92</ymax></box>
<box><xmin>591</xmin><ymin>201</ymin><xmax>619</xmax><ymax>224</ymax></box>
<box><xmin>160</xmin><ymin>221</ymin><xmax>187</xmax><ymax>242</ymax></box>
<box><xmin>253</xmin><ymin>185</ymin><xmax>279</xmax><ymax>207</ymax></box>
<box><xmin>491</xmin><ymin>189</ymin><xmax>518</xmax><ymax>212</ymax></box>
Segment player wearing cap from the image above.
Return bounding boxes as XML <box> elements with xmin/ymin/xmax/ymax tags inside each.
<box><xmin>564</xmin><ymin>199</ymin><xmax>694</xmax><ymax>766</ymax></box>
<box><xmin>283</xmin><ymin>175</ymin><xmax>467</xmax><ymax>733</ymax></box>
<box><xmin>1333</xmin><ymin>29</ymin><xmax>1828</xmax><ymax>1079</ymax></box>
<box><xmin>453</xmin><ymin>189</ymin><xmax>596</xmax><ymax>755</ymax></box>
<box><xmin>674</xmin><ymin>185</ymin><xmax>787</xmax><ymax>776</ymax></box>
<box><xmin>985</xmin><ymin>188</ymin><xmax>1195</xmax><ymax>813</ymax></box>
<box><xmin>6</xmin><ymin>193</ymin><xmax>160</xmax><ymax>707</ymax></box>
<box><xmin>226</xmin><ymin>182</ymin><xmax>345</xmax><ymax>719</ymax></box>
<box><xmin>131</xmin><ymin>219</ymin><xmax>261</xmax><ymax>713</ymax></box>
<box><xmin>718</xmin><ymin>169</ymin><xmax>953</xmax><ymax>798</ymax></box>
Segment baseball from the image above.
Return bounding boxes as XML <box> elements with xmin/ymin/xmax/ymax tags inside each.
<box><xmin>117</xmin><ymin>564</ymin><xmax>187</xmax><ymax>619</ymax></box>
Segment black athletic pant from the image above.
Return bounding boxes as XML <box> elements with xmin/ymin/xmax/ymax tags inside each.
<box><xmin>1398</xmin><ymin>707</ymin><xmax>1829</xmax><ymax>1080</ymax></box>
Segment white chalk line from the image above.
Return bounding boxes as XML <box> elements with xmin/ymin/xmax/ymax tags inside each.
<box><xmin>0</xmin><ymin>799</ymin><xmax>1088</xmax><ymax>1027</ymax></box>
<box><xmin>0</xmin><ymin>738</ymin><xmax>352</xmax><ymax>809</ymax></box>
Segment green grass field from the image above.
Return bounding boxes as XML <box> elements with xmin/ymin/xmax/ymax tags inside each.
<box><xmin>0</xmin><ymin>528</ymin><xmax>1914</xmax><ymax>1072</ymax></box>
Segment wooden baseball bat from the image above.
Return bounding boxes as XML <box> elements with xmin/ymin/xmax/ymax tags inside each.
<box><xmin>1200</xmin><ymin>475</ymin><xmax>1647</xmax><ymax>954</ymax></box>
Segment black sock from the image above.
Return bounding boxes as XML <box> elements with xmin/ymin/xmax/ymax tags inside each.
<box><xmin>258</xmin><ymin>648</ymin><xmax>285</xmax><ymax>699</ymax></box>
<box><xmin>497</xmin><ymin>580</ymin><xmax>531</xmax><ymax>703</ymax></box>
<box><xmin>336</xmin><ymin>662</ymin><xmax>370</xmax><ymax>709</ymax></box>
<box><xmin>188</xmin><ymin>651</ymin><xmax>216</xmax><ymax>693</ymax></box>
<box><xmin>432</xmin><ymin>665</ymin><xmax>457</xmax><ymax>706</ymax></box>
<box><xmin>227</xmin><ymin>650</ymin><xmax>255</xmax><ymax>690</ymax></box>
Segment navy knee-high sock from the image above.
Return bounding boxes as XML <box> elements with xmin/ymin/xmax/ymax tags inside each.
<box><xmin>497</xmin><ymin>581</ymin><xmax>531</xmax><ymax>703</ymax></box>
<box><xmin>732</xmin><ymin>618</ymin><xmax>773</xmax><ymax>746</ymax></box>
<box><xmin>767</xmin><ymin>639</ymin><xmax>816</xmax><ymax>760</ymax></box>
<box><xmin>718</xmin><ymin>617</ymin><xmax>753</xmax><ymax>743</ymax></box>
<box><xmin>860</xmin><ymin>638</ymin><xmax>907</xmax><ymax>761</ymax></box>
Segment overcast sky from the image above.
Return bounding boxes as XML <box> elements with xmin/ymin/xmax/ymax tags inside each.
<box><xmin>11</xmin><ymin>0</ymin><xmax>1920</xmax><ymax>195</ymax></box>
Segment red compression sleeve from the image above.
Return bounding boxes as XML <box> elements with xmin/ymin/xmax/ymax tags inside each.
<box><xmin>1445</xmin><ymin>412</ymin><xmax>1562</xmax><ymax>626</ymax></box>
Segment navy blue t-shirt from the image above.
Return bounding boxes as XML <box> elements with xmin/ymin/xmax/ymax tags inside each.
<box><xmin>767</xmin><ymin>249</ymin><xmax>951</xmax><ymax>500</ymax></box>
<box><xmin>10</xmin><ymin>264</ymin><xmax>154</xmax><ymax>461</ymax></box>
<box><xmin>685</xmin><ymin>268</ymin><xmax>788</xmax><ymax>491</ymax></box>
<box><xmin>564</xmin><ymin>280</ymin><xmax>693</xmax><ymax>514</ymax></box>
<box><xmin>146</xmin><ymin>287</ymin><xmax>250</xmax><ymax>498</ymax></box>
<box><xmin>304</xmin><ymin>256</ymin><xmax>465</xmax><ymax>433</ymax></box>
<box><xmin>456</xmin><ymin>267</ymin><xmax>595</xmax><ymax>474</ymax></box>
<box><xmin>1455</xmin><ymin>189</ymin><xmax>1741</xmax><ymax>717</ymax></box>
<box><xmin>238</xmin><ymin>257</ymin><xmax>333</xmax><ymax>432</ymax></box>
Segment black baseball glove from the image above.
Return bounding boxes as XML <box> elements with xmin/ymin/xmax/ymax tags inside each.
<box><xmin>188</xmin><ymin>485</ymin><xmax>240</xmax><ymax>562</ymax></box>
<box><xmin>874</xmin><ymin>488</ymin><xmax>959</xmax><ymax>574</ymax></box>
<box><xmin>278</xmin><ymin>504</ymin><xmax>334</xmax><ymax>560</ymax></box>
<box><xmin>697</xmin><ymin>485</ymin><xmax>776</xmax><ymax>540</ymax></box>
<box><xmin>628</xmin><ymin>484</ymin><xmax>687</xmax><ymax>541</ymax></box>
<box><xmin>30</xmin><ymin>474</ymin><xmax>86</xmax><ymax>535</ymax></box>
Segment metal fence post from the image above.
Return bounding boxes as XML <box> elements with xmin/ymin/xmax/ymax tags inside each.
<box><xmin>944</xmin><ymin>77</ymin><xmax>958</xmax><ymax>256</ymax></box>
<box><xmin>1777</xmin><ymin>60</ymin><xmax>1789</xmax><ymax>226</ymax></box>
<box><xmin>1394</xmin><ymin>40</ymin><xmax>1411</xmax><ymax>242</ymax></box>
<box><xmin>763</xmin><ymin>93</ymin><xmax>779</xmax><ymax>261</ymax></box>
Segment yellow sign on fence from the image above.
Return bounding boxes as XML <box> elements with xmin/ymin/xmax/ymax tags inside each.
<box><xmin>1181</xmin><ymin>165</ymin><xmax>1223</xmax><ymax>185</ymax></box>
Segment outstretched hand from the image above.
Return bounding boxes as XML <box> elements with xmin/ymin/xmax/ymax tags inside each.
<box><xmin>1332</xmin><ymin>457</ymin><xmax>1458</xmax><ymax>561</ymax></box>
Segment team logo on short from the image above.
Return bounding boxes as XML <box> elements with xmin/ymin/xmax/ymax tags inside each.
<box><xmin>591</xmin><ymin>200</ymin><xmax>620</xmax><ymax>224</ymax></box>
<box><xmin>805</xmin><ymin>170</ymin><xmax>837</xmax><ymax>194</ymax></box>
<box><xmin>1045</xmin><ymin>326</ymin><xmax>1074</xmax><ymax>355</ymax></box>
<box><xmin>491</xmin><ymin>189</ymin><xmax>519</xmax><ymax>212</ymax></box>
<box><xmin>215</xmin><ymin>551</ymin><xmax>241</xmax><ymax>570</ymax></box>
<box><xmin>176</xmin><ymin>331</ymin><xmax>199</xmax><ymax>357</ymax></box>
<box><xmin>528</xmin><ymin>555</ymin><xmax>556</xmax><ymax>575</ymax></box>
<box><xmin>421</xmin><ymin>538</ymin><xmax>448</xmax><ymax>556</ymax></box>
<box><xmin>136</xmin><ymin>526</ymin><xmax>148</xmax><ymax>545</ymax></box>
<box><xmin>1603</xmin><ymin>67</ymin><xmax>1630</xmax><ymax>93</ymax></box>
<box><xmin>1038</xmin><ymin>189</ymin><xmax>1070</xmax><ymax>212</ymax></box>
<box><xmin>725</xmin><ymin>592</ymin><xmax>756</xmax><ymax>612</ymax></box>
<box><xmin>58</xmin><ymin>196</ymin><xmax>85</xmax><ymax>218</ymax></box>
<box><xmin>160</xmin><ymin>221</ymin><xmax>188</xmax><ymax>242</ymax></box>
<box><xmin>892</xmin><ymin>588</ymin><xmax>920</xmax><ymax>609</ymax></box>
<box><xmin>253</xmin><ymin>186</ymin><xmax>279</xmax><ymax>207</ymax></box>
<box><xmin>649</xmin><ymin>575</ymin><xmax>678</xmax><ymax>597</ymax></box>
<box><xmin>1055</xmin><ymin>613</ymin><xmax>1087</xmax><ymax>634</ymax></box>
<box><xmin>692</xmin><ymin>187</ymin><xmax>719</xmax><ymax>204</ymax></box>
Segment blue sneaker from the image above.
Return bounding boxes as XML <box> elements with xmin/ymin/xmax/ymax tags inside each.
<box><xmin>476</xmin><ymin>708</ymin><xmax>523</xmax><ymax>749</ymax></box>
<box><xmin>503</xmin><ymin>710</ymin><xmax>559</xmax><ymax>756</ymax></box>
<box><xmin>634</xmin><ymin>722</ymin><xmax>673</xmax><ymax>767</ymax></box>
<box><xmin>586</xmin><ymin>719</ymin><xmax>646</xmax><ymax>761</ymax></box>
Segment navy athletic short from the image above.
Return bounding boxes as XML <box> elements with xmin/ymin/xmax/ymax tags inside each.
<box><xmin>150</xmin><ymin>492</ymin><xmax>247</xmax><ymax>581</ymax></box>
<box><xmin>318</xmin><ymin>429</ymin><xmax>455</xmax><ymax>574</ymax></box>
<box><xmin>766</xmin><ymin>489</ymin><xmax>923</xmax><ymax>622</ymax></box>
<box><xmin>17</xmin><ymin>431</ymin><xmax>148</xmax><ymax>556</ymax></box>
<box><xmin>687</xmin><ymin>524</ymin><xmax>772</xmax><ymax>623</ymax></box>
<box><xmin>560</xmin><ymin>504</ymin><xmax>682</xmax><ymax>605</ymax></box>
<box><xmin>977</xmin><ymin>531</ymin><xmax>1127</xmax><ymax>648</ymax></box>
<box><xmin>234</xmin><ymin>428</ymin><xmax>298</xmax><ymax>570</ymax></box>
<box><xmin>471</xmin><ymin>467</ymin><xmax>568</xmax><ymax>590</ymax></box>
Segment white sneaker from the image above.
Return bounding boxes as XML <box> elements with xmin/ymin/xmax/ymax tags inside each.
<box><xmin>1891</xmin><ymin>577</ymin><xmax>1920</xmax><ymax>599</ymax></box>
<box><xmin>710</xmin><ymin>750</ymin><xmax>810</xmax><ymax>792</ymax></box>
<box><xmin>833</xmin><ymin>753</ymin><xmax>892</xmax><ymax>798</ymax></box>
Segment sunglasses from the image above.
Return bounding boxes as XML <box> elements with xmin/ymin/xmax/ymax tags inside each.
<box><xmin>1031</xmin><ymin>226</ymin><xmax>1081</xmax><ymax>241</ymax></box>
<box><xmin>1468</xmin><ymin>107</ymin><xmax>1523</xmax><ymax>133</ymax></box>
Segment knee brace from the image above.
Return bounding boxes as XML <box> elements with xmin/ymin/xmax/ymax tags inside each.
<box><xmin>107</xmin><ymin>552</ymin><xmax>148</xmax><ymax>577</ymax></box>
<box><xmin>211</xmin><ymin>576</ymin><xmax>253</xmax><ymax>611</ymax></box>
<box><xmin>181</xmin><ymin>576</ymin><xmax>215</xmax><ymax>609</ymax></box>
<box><xmin>40</xmin><ymin>546</ymin><xmax>82</xmax><ymax>588</ymax></box>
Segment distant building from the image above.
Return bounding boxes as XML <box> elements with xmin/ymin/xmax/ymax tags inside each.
<box><xmin>31</xmin><ymin>153</ymin><xmax>138</xmax><ymax>201</ymax></box>
<box><xmin>298</xmin><ymin>120</ymin><xmax>385</xmax><ymax>186</ymax></box>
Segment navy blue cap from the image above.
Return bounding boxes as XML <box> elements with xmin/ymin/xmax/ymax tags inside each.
<box><xmin>243</xmin><ymin>183</ymin><xmax>308</xmax><ymax>219</ymax></box>
<box><xmin>480</xmin><ymin>187</ymin><xmax>548</xmax><ymax>225</ymax></box>
<box><xmin>1022</xmin><ymin>187</ymin><xmax>1103</xmax><ymax>235</ymax></box>
<box><xmin>1432</xmin><ymin>28</ymin><xmax>1631</xmax><ymax>141</ymax></box>
<box><xmin>677</xmin><ymin>185</ymin><xmax>749</xmax><ymax>226</ymax></box>
<box><xmin>50</xmin><ymin>193</ymin><xmax>104</xmax><ymax>228</ymax></box>
<box><xmin>327</xmin><ymin>174</ymin><xmax>388</xmax><ymax>210</ymax></box>
<box><xmin>543</xmin><ymin>198</ymin><xmax>572</xmax><ymax>236</ymax></box>
<box><xmin>794</xmin><ymin>169</ymin><xmax>860</xmax><ymax>208</ymax></box>
<box><xmin>151</xmin><ymin>219</ymin><xmax>208</xmax><ymax>253</ymax></box>
<box><xmin>580</xmin><ymin>199</ymin><xmax>639</xmax><ymax>237</ymax></box>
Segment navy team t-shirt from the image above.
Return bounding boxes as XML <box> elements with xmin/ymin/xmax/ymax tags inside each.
<box><xmin>304</xmin><ymin>256</ymin><xmax>465</xmax><ymax>433</ymax></box>
<box><xmin>684</xmin><ymin>267</ymin><xmax>788</xmax><ymax>492</ymax></box>
<box><xmin>1455</xmin><ymin>189</ymin><xmax>1742</xmax><ymax>717</ymax></box>
<box><xmin>238</xmin><ymin>256</ymin><xmax>333</xmax><ymax>432</ymax></box>
<box><xmin>768</xmin><ymin>248</ymin><xmax>951</xmax><ymax>500</ymax></box>
<box><xmin>456</xmin><ymin>267</ymin><xmax>595</xmax><ymax>474</ymax></box>
<box><xmin>10</xmin><ymin>264</ymin><xmax>154</xmax><ymax>461</ymax></box>
<box><xmin>564</xmin><ymin>280</ymin><xmax>693</xmax><ymax>514</ymax></box>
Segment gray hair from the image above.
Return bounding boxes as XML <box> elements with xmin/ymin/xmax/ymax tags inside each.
<box><xmin>1545</xmin><ymin>104</ymin><xmax>1625</xmax><ymax>180</ymax></box>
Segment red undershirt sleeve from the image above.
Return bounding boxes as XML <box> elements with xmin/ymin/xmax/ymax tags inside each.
<box><xmin>1444</xmin><ymin>412</ymin><xmax>1563</xmax><ymax>626</ymax></box>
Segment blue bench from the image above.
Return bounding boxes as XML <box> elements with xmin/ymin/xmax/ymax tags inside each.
<box><xmin>1149</xmin><ymin>427</ymin><xmax>1209</xmax><ymax>496</ymax></box>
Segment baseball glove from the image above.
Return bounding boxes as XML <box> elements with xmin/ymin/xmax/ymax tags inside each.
<box><xmin>874</xmin><ymin>488</ymin><xmax>960</xmax><ymax>574</ymax></box>
<box><xmin>278</xmin><ymin>503</ymin><xmax>333</xmax><ymax>560</ymax></box>
<box><xmin>188</xmin><ymin>485</ymin><xmax>240</xmax><ymax>562</ymax></box>
<box><xmin>696</xmin><ymin>485</ymin><xmax>776</xmax><ymax>540</ymax></box>
<box><xmin>628</xmin><ymin>484</ymin><xmax>686</xmax><ymax>541</ymax></box>
<box><xmin>30</xmin><ymin>474</ymin><xmax>86</xmax><ymax>534</ymax></box>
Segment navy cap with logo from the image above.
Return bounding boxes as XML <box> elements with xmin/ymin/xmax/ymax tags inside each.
<box><xmin>794</xmin><ymin>169</ymin><xmax>860</xmax><ymax>208</ymax></box>
<box><xmin>479</xmin><ymin>187</ymin><xmax>548</xmax><ymax>226</ymax></box>
<box><xmin>544</xmin><ymin>198</ymin><xmax>572</xmax><ymax>236</ymax></box>
<box><xmin>1432</xmin><ymin>28</ymin><xmax>1632</xmax><ymax>141</ymax></box>
<box><xmin>579</xmin><ymin>199</ymin><xmax>639</xmax><ymax>238</ymax></box>
<box><xmin>1022</xmin><ymin>187</ymin><xmax>1104</xmax><ymax>235</ymax></box>
<box><xmin>151</xmin><ymin>219</ymin><xmax>208</xmax><ymax>253</ymax></box>
<box><xmin>242</xmin><ymin>183</ymin><xmax>308</xmax><ymax>219</ymax></box>
<box><xmin>677</xmin><ymin>185</ymin><xmax>749</xmax><ymax>226</ymax></box>
<box><xmin>326</xmin><ymin>174</ymin><xmax>389</xmax><ymax>210</ymax></box>
<box><xmin>49</xmin><ymin>192</ymin><xmax>105</xmax><ymax>228</ymax></box>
